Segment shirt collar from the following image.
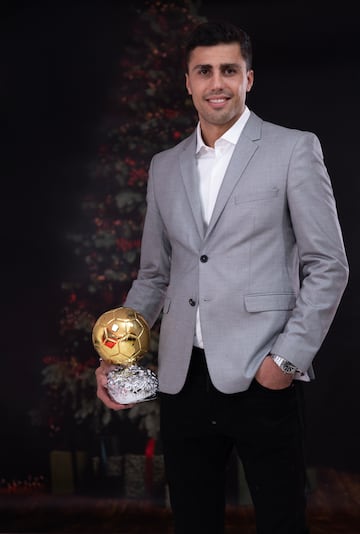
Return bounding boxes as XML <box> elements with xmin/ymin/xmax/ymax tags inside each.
<box><xmin>196</xmin><ymin>106</ymin><xmax>250</xmax><ymax>154</ymax></box>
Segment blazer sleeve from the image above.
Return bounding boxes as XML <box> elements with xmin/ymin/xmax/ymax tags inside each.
<box><xmin>123</xmin><ymin>157</ymin><xmax>171</xmax><ymax>327</ymax></box>
<box><xmin>271</xmin><ymin>131</ymin><xmax>349</xmax><ymax>371</ymax></box>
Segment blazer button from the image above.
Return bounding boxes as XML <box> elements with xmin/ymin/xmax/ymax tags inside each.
<box><xmin>200</xmin><ymin>254</ymin><xmax>208</xmax><ymax>263</ymax></box>
<box><xmin>189</xmin><ymin>299</ymin><xmax>196</xmax><ymax>306</ymax></box>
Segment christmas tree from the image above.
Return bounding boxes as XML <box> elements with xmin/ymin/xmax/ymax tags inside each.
<box><xmin>35</xmin><ymin>0</ymin><xmax>206</xmax><ymax>446</ymax></box>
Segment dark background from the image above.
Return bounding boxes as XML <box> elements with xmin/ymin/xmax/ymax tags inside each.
<box><xmin>1</xmin><ymin>0</ymin><xmax>359</xmax><ymax>482</ymax></box>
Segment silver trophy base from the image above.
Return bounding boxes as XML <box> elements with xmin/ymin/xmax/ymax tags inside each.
<box><xmin>106</xmin><ymin>364</ymin><xmax>158</xmax><ymax>404</ymax></box>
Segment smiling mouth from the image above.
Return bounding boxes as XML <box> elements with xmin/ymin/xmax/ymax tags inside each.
<box><xmin>207</xmin><ymin>97</ymin><xmax>229</xmax><ymax>103</ymax></box>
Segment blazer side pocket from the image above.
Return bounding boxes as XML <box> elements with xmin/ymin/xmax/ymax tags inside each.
<box><xmin>244</xmin><ymin>293</ymin><xmax>296</xmax><ymax>312</ymax></box>
<box><xmin>162</xmin><ymin>297</ymin><xmax>171</xmax><ymax>314</ymax></box>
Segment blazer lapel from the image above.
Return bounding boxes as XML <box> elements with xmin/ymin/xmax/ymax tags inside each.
<box><xmin>206</xmin><ymin>113</ymin><xmax>261</xmax><ymax>236</ymax></box>
<box><xmin>179</xmin><ymin>132</ymin><xmax>206</xmax><ymax>239</ymax></box>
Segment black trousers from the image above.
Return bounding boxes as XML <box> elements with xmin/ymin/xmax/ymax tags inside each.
<box><xmin>159</xmin><ymin>347</ymin><xmax>310</xmax><ymax>534</ymax></box>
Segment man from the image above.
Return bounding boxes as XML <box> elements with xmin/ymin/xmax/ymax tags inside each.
<box><xmin>96</xmin><ymin>21</ymin><xmax>349</xmax><ymax>533</ymax></box>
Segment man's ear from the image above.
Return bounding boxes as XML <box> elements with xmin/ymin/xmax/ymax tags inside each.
<box><xmin>246</xmin><ymin>69</ymin><xmax>254</xmax><ymax>93</ymax></box>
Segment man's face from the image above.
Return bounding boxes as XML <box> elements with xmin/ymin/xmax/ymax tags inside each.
<box><xmin>185</xmin><ymin>42</ymin><xmax>254</xmax><ymax>134</ymax></box>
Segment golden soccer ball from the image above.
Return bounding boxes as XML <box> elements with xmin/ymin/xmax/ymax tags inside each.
<box><xmin>92</xmin><ymin>307</ymin><xmax>150</xmax><ymax>366</ymax></box>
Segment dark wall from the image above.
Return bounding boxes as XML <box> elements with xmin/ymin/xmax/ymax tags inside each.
<box><xmin>1</xmin><ymin>1</ymin><xmax>142</xmax><ymax>479</ymax></box>
<box><xmin>1</xmin><ymin>0</ymin><xmax>358</xmax><ymax>478</ymax></box>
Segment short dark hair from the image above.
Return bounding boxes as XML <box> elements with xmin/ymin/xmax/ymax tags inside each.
<box><xmin>184</xmin><ymin>21</ymin><xmax>253</xmax><ymax>72</ymax></box>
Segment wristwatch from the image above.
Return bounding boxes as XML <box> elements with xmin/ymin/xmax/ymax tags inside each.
<box><xmin>270</xmin><ymin>354</ymin><xmax>297</xmax><ymax>375</ymax></box>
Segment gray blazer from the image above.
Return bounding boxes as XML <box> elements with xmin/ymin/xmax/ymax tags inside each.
<box><xmin>124</xmin><ymin>111</ymin><xmax>349</xmax><ymax>394</ymax></box>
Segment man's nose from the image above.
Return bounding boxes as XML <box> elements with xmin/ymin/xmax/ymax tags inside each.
<box><xmin>209</xmin><ymin>71</ymin><xmax>224</xmax><ymax>91</ymax></box>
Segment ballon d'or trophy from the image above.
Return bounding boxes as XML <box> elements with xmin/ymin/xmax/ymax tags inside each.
<box><xmin>92</xmin><ymin>306</ymin><xmax>158</xmax><ymax>404</ymax></box>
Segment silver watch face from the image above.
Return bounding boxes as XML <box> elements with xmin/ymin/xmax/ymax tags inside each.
<box><xmin>280</xmin><ymin>360</ymin><xmax>296</xmax><ymax>374</ymax></box>
<box><xmin>271</xmin><ymin>355</ymin><xmax>296</xmax><ymax>374</ymax></box>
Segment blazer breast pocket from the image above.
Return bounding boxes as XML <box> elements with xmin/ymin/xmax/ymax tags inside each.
<box><xmin>234</xmin><ymin>187</ymin><xmax>279</xmax><ymax>204</ymax></box>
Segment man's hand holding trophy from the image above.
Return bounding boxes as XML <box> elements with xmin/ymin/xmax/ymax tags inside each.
<box><xmin>92</xmin><ymin>306</ymin><xmax>158</xmax><ymax>406</ymax></box>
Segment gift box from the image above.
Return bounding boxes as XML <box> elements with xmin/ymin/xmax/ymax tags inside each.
<box><xmin>123</xmin><ymin>449</ymin><xmax>166</xmax><ymax>500</ymax></box>
<box><xmin>50</xmin><ymin>449</ymin><xmax>88</xmax><ymax>494</ymax></box>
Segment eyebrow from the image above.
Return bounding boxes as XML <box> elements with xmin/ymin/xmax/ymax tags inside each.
<box><xmin>191</xmin><ymin>63</ymin><xmax>240</xmax><ymax>72</ymax></box>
